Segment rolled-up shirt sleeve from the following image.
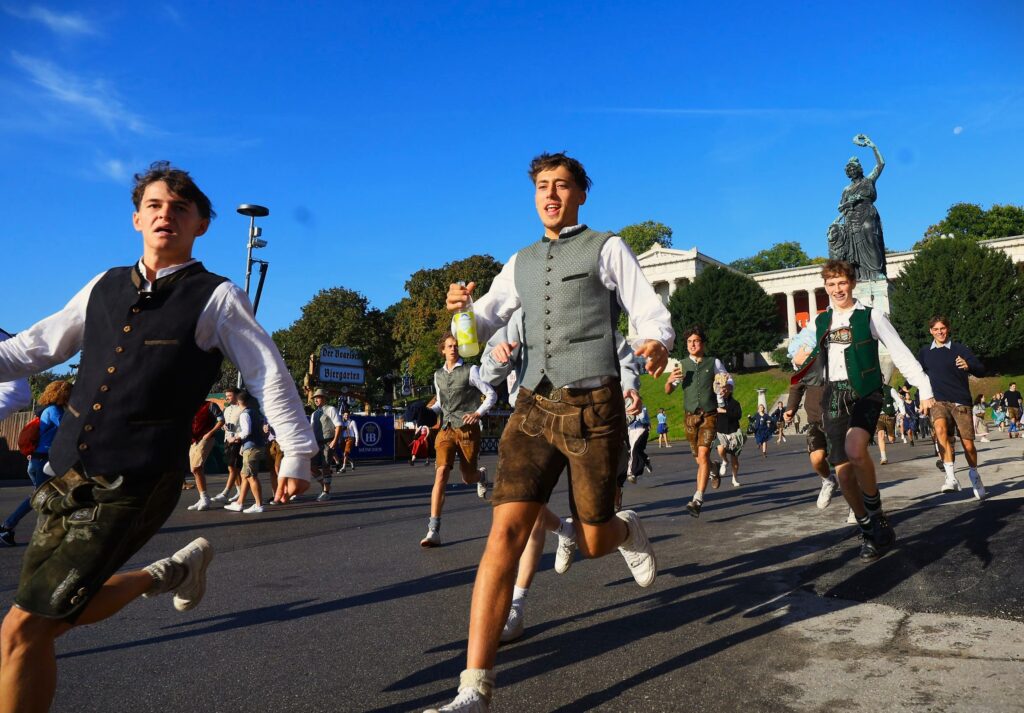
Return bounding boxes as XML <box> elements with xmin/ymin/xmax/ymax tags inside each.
<box><xmin>197</xmin><ymin>282</ymin><xmax>317</xmax><ymax>481</ymax></box>
<box><xmin>469</xmin><ymin>365</ymin><xmax>497</xmax><ymax>415</ymax></box>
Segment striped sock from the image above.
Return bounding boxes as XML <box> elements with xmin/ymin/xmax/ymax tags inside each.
<box><xmin>855</xmin><ymin>513</ymin><xmax>872</xmax><ymax>535</ymax></box>
<box><xmin>862</xmin><ymin>491</ymin><xmax>882</xmax><ymax>517</ymax></box>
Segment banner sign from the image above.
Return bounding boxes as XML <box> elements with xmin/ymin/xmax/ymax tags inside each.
<box><xmin>320</xmin><ymin>345</ymin><xmax>364</xmax><ymax>368</ymax></box>
<box><xmin>353</xmin><ymin>416</ymin><xmax>394</xmax><ymax>459</ymax></box>
<box><xmin>319</xmin><ymin>364</ymin><xmax>365</xmax><ymax>385</ymax></box>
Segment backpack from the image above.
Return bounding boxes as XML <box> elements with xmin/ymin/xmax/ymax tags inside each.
<box><xmin>17</xmin><ymin>417</ymin><xmax>41</xmax><ymax>457</ymax></box>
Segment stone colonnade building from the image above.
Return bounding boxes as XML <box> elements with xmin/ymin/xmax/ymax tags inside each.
<box><xmin>636</xmin><ymin>234</ymin><xmax>1024</xmax><ymax>361</ymax></box>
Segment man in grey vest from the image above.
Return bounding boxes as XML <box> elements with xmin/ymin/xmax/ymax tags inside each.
<box><xmin>421</xmin><ymin>333</ymin><xmax>497</xmax><ymax>547</ymax></box>
<box><xmin>310</xmin><ymin>388</ymin><xmax>343</xmax><ymax>501</ymax></box>
<box><xmin>0</xmin><ymin>162</ymin><xmax>317</xmax><ymax>713</ymax></box>
<box><xmin>428</xmin><ymin>152</ymin><xmax>673</xmax><ymax>713</ymax></box>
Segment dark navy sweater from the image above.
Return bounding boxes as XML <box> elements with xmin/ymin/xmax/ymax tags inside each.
<box><xmin>917</xmin><ymin>342</ymin><xmax>984</xmax><ymax>405</ymax></box>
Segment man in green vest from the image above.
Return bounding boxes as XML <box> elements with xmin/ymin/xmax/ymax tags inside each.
<box><xmin>796</xmin><ymin>260</ymin><xmax>934</xmax><ymax>561</ymax></box>
<box><xmin>665</xmin><ymin>325</ymin><xmax>728</xmax><ymax>518</ymax></box>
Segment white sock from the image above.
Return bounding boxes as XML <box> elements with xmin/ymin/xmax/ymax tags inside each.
<box><xmin>512</xmin><ymin>586</ymin><xmax>528</xmax><ymax>606</ymax></box>
<box><xmin>943</xmin><ymin>462</ymin><xmax>956</xmax><ymax>479</ymax></box>
<box><xmin>459</xmin><ymin>669</ymin><xmax>495</xmax><ymax>701</ymax></box>
<box><xmin>694</xmin><ymin>490</ymin><xmax>705</xmax><ymax>503</ymax></box>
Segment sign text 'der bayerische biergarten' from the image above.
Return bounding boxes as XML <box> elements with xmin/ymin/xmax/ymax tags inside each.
<box><xmin>319</xmin><ymin>345</ymin><xmax>363</xmax><ymax>367</ymax></box>
<box><xmin>317</xmin><ymin>345</ymin><xmax>365</xmax><ymax>385</ymax></box>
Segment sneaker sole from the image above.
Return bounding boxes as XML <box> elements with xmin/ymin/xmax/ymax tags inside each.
<box><xmin>172</xmin><ymin>538</ymin><xmax>213</xmax><ymax>612</ymax></box>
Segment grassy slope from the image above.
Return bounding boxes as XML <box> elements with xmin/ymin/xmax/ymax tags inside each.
<box><xmin>639</xmin><ymin>368</ymin><xmax>793</xmax><ymax>440</ymax></box>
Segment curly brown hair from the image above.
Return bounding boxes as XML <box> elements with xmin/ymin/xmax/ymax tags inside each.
<box><xmin>528</xmin><ymin>152</ymin><xmax>592</xmax><ymax>192</ymax></box>
<box><xmin>131</xmin><ymin>160</ymin><xmax>216</xmax><ymax>220</ymax></box>
<box><xmin>437</xmin><ymin>332</ymin><xmax>457</xmax><ymax>353</ymax></box>
<box><xmin>38</xmin><ymin>380</ymin><xmax>72</xmax><ymax>408</ymax></box>
<box><xmin>820</xmin><ymin>259</ymin><xmax>856</xmax><ymax>283</ymax></box>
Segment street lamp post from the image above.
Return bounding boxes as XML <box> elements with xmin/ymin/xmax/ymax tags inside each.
<box><xmin>236</xmin><ymin>204</ymin><xmax>270</xmax><ymax>388</ymax></box>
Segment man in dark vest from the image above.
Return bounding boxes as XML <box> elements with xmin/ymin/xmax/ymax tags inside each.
<box><xmin>795</xmin><ymin>260</ymin><xmax>933</xmax><ymax>563</ymax></box>
<box><xmin>0</xmin><ymin>161</ymin><xmax>317</xmax><ymax>713</ymax></box>
<box><xmin>309</xmin><ymin>388</ymin><xmax>343</xmax><ymax>501</ymax></box>
<box><xmin>665</xmin><ymin>325</ymin><xmax>729</xmax><ymax>517</ymax></box>
<box><xmin>421</xmin><ymin>332</ymin><xmax>497</xmax><ymax>547</ymax></box>
<box><xmin>429</xmin><ymin>152</ymin><xmax>673</xmax><ymax>713</ymax></box>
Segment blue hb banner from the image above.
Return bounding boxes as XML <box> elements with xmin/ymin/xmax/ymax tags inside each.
<box><xmin>352</xmin><ymin>416</ymin><xmax>395</xmax><ymax>460</ymax></box>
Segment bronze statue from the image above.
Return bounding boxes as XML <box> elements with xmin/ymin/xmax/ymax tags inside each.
<box><xmin>828</xmin><ymin>134</ymin><xmax>887</xmax><ymax>281</ymax></box>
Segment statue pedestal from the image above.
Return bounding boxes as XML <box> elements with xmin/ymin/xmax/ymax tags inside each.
<box><xmin>853</xmin><ymin>278</ymin><xmax>895</xmax><ymax>383</ymax></box>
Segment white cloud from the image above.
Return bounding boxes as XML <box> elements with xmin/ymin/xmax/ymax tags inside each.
<box><xmin>10</xmin><ymin>51</ymin><xmax>151</xmax><ymax>134</ymax></box>
<box><xmin>3</xmin><ymin>4</ymin><xmax>98</xmax><ymax>36</ymax></box>
<box><xmin>97</xmin><ymin>158</ymin><xmax>130</xmax><ymax>181</ymax></box>
<box><xmin>953</xmin><ymin>126</ymin><xmax>964</xmax><ymax>135</ymax></box>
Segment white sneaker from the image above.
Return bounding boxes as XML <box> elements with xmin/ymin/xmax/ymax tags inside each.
<box><xmin>968</xmin><ymin>470</ymin><xmax>987</xmax><ymax>500</ymax></box>
<box><xmin>223</xmin><ymin>502</ymin><xmax>243</xmax><ymax>512</ymax></box>
<box><xmin>731</xmin><ymin>477</ymin><xmax>741</xmax><ymax>488</ymax></box>
<box><xmin>424</xmin><ymin>687</ymin><xmax>489</xmax><ymax>713</ymax></box>
<box><xmin>941</xmin><ymin>474</ymin><xmax>961</xmax><ymax>493</ymax></box>
<box><xmin>170</xmin><ymin>537</ymin><xmax>213</xmax><ymax>612</ymax></box>
<box><xmin>616</xmin><ymin>510</ymin><xmax>656</xmax><ymax>587</ymax></box>
<box><xmin>816</xmin><ymin>477</ymin><xmax>838</xmax><ymax>510</ymax></box>
<box><xmin>719</xmin><ymin>460</ymin><xmax>728</xmax><ymax>477</ymax></box>
<box><xmin>243</xmin><ymin>503</ymin><xmax>264</xmax><ymax>514</ymax></box>
<box><xmin>476</xmin><ymin>467</ymin><xmax>488</xmax><ymax>499</ymax></box>
<box><xmin>879</xmin><ymin>457</ymin><xmax>888</xmax><ymax>465</ymax></box>
<box><xmin>500</xmin><ymin>605</ymin><xmax>525</xmax><ymax>643</ymax></box>
<box><xmin>846</xmin><ymin>508</ymin><xmax>857</xmax><ymax>524</ymax></box>
<box><xmin>554</xmin><ymin>522</ymin><xmax>577</xmax><ymax>574</ymax></box>
<box><xmin>187</xmin><ymin>495</ymin><xmax>211</xmax><ymax>511</ymax></box>
<box><xmin>420</xmin><ymin>528</ymin><xmax>441</xmax><ymax>548</ymax></box>
<box><xmin>316</xmin><ymin>491</ymin><xmax>331</xmax><ymax>502</ymax></box>
<box><xmin>210</xmin><ymin>492</ymin><xmax>230</xmax><ymax>504</ymax></box>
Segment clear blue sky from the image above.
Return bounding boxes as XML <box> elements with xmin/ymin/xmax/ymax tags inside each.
<box><xmin>1</xmin><ymin>1</ymin><xmax>1022</xmax><ymax>342</ymax></box>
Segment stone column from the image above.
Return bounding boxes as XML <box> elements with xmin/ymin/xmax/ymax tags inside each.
<box><xmin>785</xmin><ymin>291</ymin><xmax>797</xmax><ymax>338</ymax></box>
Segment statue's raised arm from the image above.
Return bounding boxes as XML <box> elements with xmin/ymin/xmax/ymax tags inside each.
<box><xmin>853</xmin><ymin>134</ymin><xmax>884</xmax><ymax>183</ymax></box>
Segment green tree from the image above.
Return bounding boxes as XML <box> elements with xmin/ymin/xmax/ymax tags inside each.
<box><xmin>666</xmin><ymin>266</ymin><xmax>779</xmax><ymax>369</ymax></box>
<box><xmin>618</xmin><ymin>221</ymin><xmax>673</xmax><ymax>255</ymax></box>
<box><xmin>28</xmin><ymin>370</ymin><xmax>75</xmax><ymax>403</ymax></box>
<box><xmin>889</xmin><ymin>238</ymin><xmax>1024</xmax><ymax>362</ymax></box>
<box><xmin>390</xmin><ymin>254</ymin><xmax>503</xmax><ymax>386</ymax></box>
<box><xmin>730</xmin><ymin>241</ymin><xmax>814</xmax><ymax>274</ymax></box>
<box><xmin>272</xmin><ymin>287</ymin><xmax>397</xmax><ymax>402</ymax></box>
<box><xmin>917</xmin><ymin>202</ymin><xmax>1024</xmax><ymax>248</ymax></box>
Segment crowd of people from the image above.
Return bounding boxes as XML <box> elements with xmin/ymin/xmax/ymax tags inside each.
<box><xmin>0</xmin><ymin>154</ymin><xmax>1012</xmax><ymax>713</ymax></box>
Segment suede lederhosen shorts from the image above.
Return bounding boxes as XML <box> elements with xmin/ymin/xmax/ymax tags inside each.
<box><xmin>929</xmin><ymin>401</ymin><xmax>975</xmax><ymax>440</ymax></box>
<box><xmin>492</xmin><ymin>381</ymin><xmax>625</xmax><ymax>525</ymax></box>
<box><xmin>823</xmin><ymin>381</ymin><xmax>882</xmax><ymax>466</ymax></box>
<box><xmin>434</xmin><ymin>424</ymin><xmax>481</xmax><ymax>473</ymax></box>
<box><xmin>15</xmin><ymin>467</ymin><xmax>183</xmax><ymax>622</ymax></box>
<box><xmin>877</xmin><ymin>414</ymin><xmax>897</xmax><ymax>440</ymax></box>
<box><xmin>685</xmin><ymin>410</ymin><xmax>718</xmax><ymax>453</ymax></box>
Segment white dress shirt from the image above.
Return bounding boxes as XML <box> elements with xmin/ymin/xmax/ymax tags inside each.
<box><xmin>431</xmin><ymin>360</ymin><xmax>497</xmax><ymax>416</ymax></box>
<box><xmin>0</xmin><ymin>259</ymin><xmax>318</xmax><ymax>481</ymax></box>
<box><xmin>0</xmin><ymin>329</ymin><xmax>31</xmax><ymax>420</ymax></box>
<box><xmin>465</xmin><ymin>226</ymin><xmax>675</xmax><ymax>361</ymax></box>
<box><xmin>824</xmin><ymin>301</ymin><xmax>933</xmax><ymax>401</ymax></box>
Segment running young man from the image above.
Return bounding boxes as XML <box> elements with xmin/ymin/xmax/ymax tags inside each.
<box><xmin>794</xmin><ymin>259</ymin><xmax>933</xmax><ymax>561</ymax></box>
<box><xmin>479</xmin><ymin>307</ymin><xmax>642</xmax><ymax>643</ymax></box>
<box><xmin>918</xmin><ymin>316</ymin><xmax>987</xmax><ymax>499</ymax></box>
<box><xmin>428</xmin><ymin>152</ymin><xmax>672</xmax><ymax>712</ymax></box>
<box><xmin>784</xmin><ymin>325</ymin><xmax>841</xmax><ymax>509</ymax></box>
<box><xmin>665</xmin><ymin>325</ymin><xmax>728</xmax><ymax>517</ymax></box>
<box><xmin>0</xmin><ymin>162</ymin><xmax>316</xmax><ymax>713</ymax></box>
<box><xmin>421</xmin><ymin>333</ymin><xmax>497</xmax><ymax>547</ymax></box>
<box><xmin>715</xmin><ymin>381</ymin><xmax>745</xmax><ymax>488</ymax></box>
<box><xmin>338</xmin><ymin>411</ymin><xmax>359</xmax><ymax>472</ymax></box>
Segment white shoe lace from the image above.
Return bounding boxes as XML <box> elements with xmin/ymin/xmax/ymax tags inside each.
<box><xmin>439</xmin><ymin>688</ymin><xmax>486</xmax><ymax>711</ymax></box>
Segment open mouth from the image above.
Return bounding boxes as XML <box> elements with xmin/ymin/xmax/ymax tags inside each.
<box><xmin>544</xmin><ymin>203</ymin><xmax>560</xmax><ymax>217</ymax></box>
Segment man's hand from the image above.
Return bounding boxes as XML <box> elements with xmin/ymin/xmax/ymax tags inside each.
<box><xmin>635</xmin><ymin>340</ymin><xmax>669</xmax><ymax>377</ymax></box>
<box><xmin>793</xmin><ymin>346</ymin><xmax>811</xmax><ymax>367</ymax></box>
<box><xmin>624</xmin><ymin>389</ymin><xmax>642</xmax><ymax>416</ymax></box>
<box><xmin>955</xmin><ymin>355</ymin><xmax>969</xmax><ymax>371</ymax></box>
<box><xmin>668</xmin><ymin>364</ymin><xmax>683</xmax><ymax>383</ymax></box>
<box><xmin>462</xmin><ymin>412</ymin><xmax>480</xmax><ymax>425</ymax></box>
<box><xmin>490</xmin><ymin>341</ymin><xmax>519</xmax><ymax>364</ymax></box>
<box><xmin>920</xmin><ymin>398</ymin><xmax>936</xmax><ymax>415</ymax></box>
<box><xmin>329</xmin><ymin>439</ymin><xmax>339</xmax><ymax>450</ymax></box>
<box><xmin>446</xmin><ymin>281</ymin><xmax>475</xmax><ymax>312</ymax></box>
<box><xmin>783</xmin><ymin>409</ymin><xmax>794</xmax><ymax>424</ymax></box>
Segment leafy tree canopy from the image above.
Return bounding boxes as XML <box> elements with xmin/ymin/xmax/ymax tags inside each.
<box><xmin>917</xmin><ymin>202</ymin><xmax>1024</xmax><ymax>249</ymax></box>
<box><xmin>391</xmin><ymin>254</ymin><xmax>503</xmax><ymax>385</ymax></box>
<box><xmin>667</xmin><ymin>266</ymin><xmax>779</xmax><ymax>370</ymax></box>
<box><xmin>890</xmin><ymin>238</ymin><xmax>1024</xmax><ymax>363</ymax></box>
<box><xmin>730</xmin><ymin>241</ymin><xmax>816</xmax><ymax>274</ymax></box>
<box><xmin>619</xmin><ymin>221</ymin><xmax>673</xmax><ymax>255</ymax></box>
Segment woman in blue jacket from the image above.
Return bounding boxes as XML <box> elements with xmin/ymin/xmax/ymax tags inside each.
<box><xmin>0</xmin><ymin>380</ymin><xmax>71</xmax><ymax>546</ymax></box>
<box><xmin>752</xmin><ymin>403</ymin><xmax>774</xmax><ymax>458</ymax></box>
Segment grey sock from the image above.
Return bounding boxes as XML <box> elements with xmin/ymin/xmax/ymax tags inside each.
<box><xmin>143</xmin><ymin>557</ymin><xmax>187</xmax><ymax>597</ymax></box>
<box><xmin>429</xmin><ymin>516</ymin><xmax>441</xmax><ymax>532</ymax></box>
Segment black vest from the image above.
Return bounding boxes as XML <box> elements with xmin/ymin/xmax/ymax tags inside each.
<box><xmin>50</xmin><ymin>263</ymin><xmax>227</xmax><ymax>478</ymax></box>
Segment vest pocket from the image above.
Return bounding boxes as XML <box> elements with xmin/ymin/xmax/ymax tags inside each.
<box><xmin>143</xmin><ymin>339</ymin><xmax>180</xmax><ymax>346</ymax></box>
<box><xmin>561</xmin><ymin>272</ymin><xmax>590</xmax><ymax>282</ymax></box>
<box><xmin>569</xmin><ymin>334</ymin><xmax>603</xmax><ymax>344</ymax></box>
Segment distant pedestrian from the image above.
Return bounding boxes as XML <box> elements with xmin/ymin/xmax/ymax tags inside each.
<box><xmin>715</xmin><ymin>382</ymin><xmax>745</xmax><ymax>487</ymax></box>
<box><xmin>752</xmin><ymin>404</ymin><xmax>773</xmax><ymax>457</ymax></box>
<box><xmin>772</xmin><ymin>401</ymin><xmax>787</xmax><ymax>443</ymax></box>
<box><xmin>337</xmin><ymin>411</ymin><xmax>359</xmax><ymax>471</ymax></box>
<box><xmin>875</xmin><ymin>385</ymin><xmax>897</xmax><ymax>465</ymax></box>
<box><xmin>1004</xmin><ymin>382</ymin><xmax>1022</xmax><ymax>430</ymax></box>
<box><xmin>309</xmin><ymin>387</ymin><xmax>343</xmax><ymax>501</ymax></box>
<box><xmin>185</xmin><ymin>398</ymin><xmax>224</xmax><ymax>511</ymax></box>
<box><xmin>410</xmin><ymin>425</ymin><xmax>431</xmax><ymax>466</ymax></box>
<box><xmin>0</xmin><ymin>380</ymin><xmax>71</xmax><ymax>546</ymax></box>
<box><xmin>223</xmin><ymin>391</ymin><xmax>267</xmax><ymax>513</ymax></box>
<box><xmin>626</xmin><ymin>405</ymin><xmax>653</xmax><ymax>483</ymax></box>
<box><xmin>656</xmin><ymin>407</ymin><xmax>670</xmax><ymax>447</ymax></box>
<box><xmin>972</xmin><ymin>394</ymin><xmax>991</xmax><ymax>443</ymax></box>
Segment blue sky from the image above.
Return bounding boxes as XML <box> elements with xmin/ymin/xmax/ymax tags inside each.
<box><xmin>1</xmin><ymin>1</ymin><xmax>1022</xmax><ymax>343</ymax></box>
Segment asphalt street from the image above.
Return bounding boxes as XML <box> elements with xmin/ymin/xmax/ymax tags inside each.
<box><xmin>0</xmin><ymin>431</ymin><xmax>1021</xmax><ymax>713</ymax></box>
